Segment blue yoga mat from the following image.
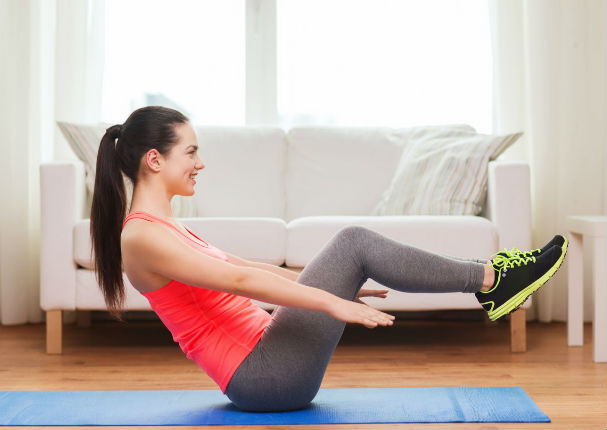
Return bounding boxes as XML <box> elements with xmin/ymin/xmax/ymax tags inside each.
<box><xmin>0</xmin><ymin>387</ymin><xmax>550</xmax><ymax>425</ymax></box>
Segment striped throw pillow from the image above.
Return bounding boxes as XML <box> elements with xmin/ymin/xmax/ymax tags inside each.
<box><xmin>56</xmin><ymin>121</ymin><xmax>198</xmax><ymax>217</ymax></box>
<box><xmin>371</xmin><ymin>129</ymin><xmax>522</xmax><ymax>216</ymax></box>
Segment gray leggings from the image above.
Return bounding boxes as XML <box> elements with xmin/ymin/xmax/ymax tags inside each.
<box><xmin>224</xmin><ymin>225</ymin><xmax>488</xmax><ymax>412</ymax></box>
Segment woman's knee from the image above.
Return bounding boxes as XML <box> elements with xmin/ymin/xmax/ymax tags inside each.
<box><xmin>336</xmin><ymin>225</ymin><xmax>371</xmax><ymax>244</ymax></box>
<box><xmin>334</xmin><ymin>225</ymin><xmax>373</xmax><ymax>256</ymax></box>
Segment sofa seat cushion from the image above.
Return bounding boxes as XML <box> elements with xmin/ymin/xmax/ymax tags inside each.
<box><xmin>76</xmin><ymin>269</ymin><xmax>151</xmax><ymax>310</ymax></box>
<box><xmin>285</xmin><ymin>215</ymin><xmax>498</xmax><ymax>267</ymax></box>
<box><xmin>74</xmin><ymin>217</ymin><xmax>288</xmax><ymax>269</ymax></box>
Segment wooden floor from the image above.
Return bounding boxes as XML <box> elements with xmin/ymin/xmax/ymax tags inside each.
<box><xmin>0</xmin><ymin>316</ymin><xmax>605</xmax><ymax>429</ymax></box>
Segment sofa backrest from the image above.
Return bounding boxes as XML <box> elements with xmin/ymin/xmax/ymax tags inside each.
<box><xmin>285</xmin><ymin>127</ymin><xmax>409</xmax><ymax>222</ymax></box>
<box><xmin>193</xmin><ymin>124</ymin><xmax>478</xmax><ymax>220</ymax></box>
<box><xmin>194</xmin><ymin>126</ymin><xmax>287</xmax><ymax>218</ymax></box>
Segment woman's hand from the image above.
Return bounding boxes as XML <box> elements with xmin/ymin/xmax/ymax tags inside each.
<box><xmin>354</xmin><ymin>288</ymin><xmax>389</xmax><ymax>304</ymax></box>
<box><xmin>327</xmin><ymin>297</ymin><xmax>395</xmax><ymax>329</ymax></box>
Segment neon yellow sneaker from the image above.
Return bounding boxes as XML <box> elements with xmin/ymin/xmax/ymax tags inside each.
<box><xmin>476</xmin><ymin>241</ymin><xmax>568</xmax><ymax>321</ymax></box>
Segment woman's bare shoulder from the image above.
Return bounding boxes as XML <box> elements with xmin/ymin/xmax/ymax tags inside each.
<box><xmin>121</xmin><ymin>220</ymin><xmax>173</xmax><ymax>293</ymax></box>
<box><xmin>121</xmin><ymin>218</ymin><xmax>158</xmax><ymax>254</ymax></box>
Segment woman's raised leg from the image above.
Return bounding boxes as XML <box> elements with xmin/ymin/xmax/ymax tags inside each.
<box><xmin>224</xmin><ymin>225</ymin><xmax>487</xmax><ymax>412</ymax></box>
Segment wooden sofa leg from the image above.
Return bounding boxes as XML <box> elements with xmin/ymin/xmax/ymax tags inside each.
<box><xmin>510</xmin><ymin>308</ymin><xmax>527</xmax><ymax>352</ymax></box>
<box><xmin>46</xmin><ymin>310</ymin><xmax>63</xmax><ymax>354</ymax></box>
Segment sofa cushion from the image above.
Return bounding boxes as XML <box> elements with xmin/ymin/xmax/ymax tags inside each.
<box><xmin>175</xmin><ymin>217</ymin><xmax>287</xmax><ymax>266</ymax></box>
<box><xmin>371</xmin><ymin>129</ymin><xmax>523</xmax><ymax>216</ymax></box>
<box><xmin>193</xmin><ymin>126</ymin><xmax>287</xmax><ymax>218</ymax></box>
<box><xmin>76</xmin><ymin>269</ymin><xmax>151</xmax><ymax>310</ymax></box>
<box><xmin>285</xmin><ymin>215</ymin><xmax>498</xmax><ymax>267</ymax></box>
<box><xmin>284</xmin><ymin>125</ymin><xmax>476</xmax><ymax>222</ymax></box>
<box><xmin>74</xmin><ymin>217</ymin><xmax>287</xmax><ymax>269</ymax></box>
<box><xmin>56</xmin><ymin>121</ymin><xmax>198</xmax><ymax>217</ymax></box>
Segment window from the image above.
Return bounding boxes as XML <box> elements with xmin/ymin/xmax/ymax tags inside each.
<box><xmin>102</xmin><ymin>0</ymin><xmax>492</xmax><ymax>132</ymax></box>
<box><xmin>102</xmin><ymin>0</ymin><xmax>245</xmax><ymax>125</ymax></box>
<box><xmin>277</xmin><ymin>0</ymin><xmax>493</xmax><ymax>132</ymax></box>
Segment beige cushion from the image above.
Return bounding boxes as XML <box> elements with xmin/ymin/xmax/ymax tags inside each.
<box><xmin>56</xmin><ymin>121</ymin><xmax>198</xmax><ymax>217</ymax></box>
<box><xmin>284</xmin><ymin>124</ymin><xmax>476</xmax><ymax>222</ymax></box>
<box><xmin>371</xmin><ymin>129</ymin><xmax>522</xmax><ymax>216</ymax></box>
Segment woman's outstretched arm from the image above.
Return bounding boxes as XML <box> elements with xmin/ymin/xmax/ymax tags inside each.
<box><xmin>239</xmin><ymin>266</ymin><xmax>394</xmax><ymax>328</ymax></box>
<box><xmin>223</xmin><ymin>251</ymin><xmax>299</xmax><ymax>282</ymax></box>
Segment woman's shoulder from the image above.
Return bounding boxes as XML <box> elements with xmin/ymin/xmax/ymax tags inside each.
<box><xmin>121</xmin><ymin>216</ymin><xmax>156</xmax><ymax>246</ymax></box>
<box><xmin>121</xmin><ymin>220</ymin><xmax>174</xmax><ymax>293</ymax></box>
<box><xmin>121</xmin><ymin>217</ymin><xmax>183</xmax><ymax>257</ymax></box>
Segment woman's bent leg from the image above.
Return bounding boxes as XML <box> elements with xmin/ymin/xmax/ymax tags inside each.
<box><xmin>225</xmin><ymin>226</ymin><xmax>369</xmax><ymax>411</ymax></box>
<box><xmin>225</xmin><ymin>226</ymin><xmax>486</xmax><ymax>411</ymax></box>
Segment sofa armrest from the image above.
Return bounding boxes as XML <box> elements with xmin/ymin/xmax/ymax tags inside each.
<box><xmin>40</xmin><ymin>160</ymin><xmax>87</xmax><ymax>310</ymax></box>
<box><xmin>484</xmin><ymin>160</ymin><xmax>532</xmax><ymax>251</ymax></box>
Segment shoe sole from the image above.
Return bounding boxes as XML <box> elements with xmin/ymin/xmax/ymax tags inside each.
<box><xmin>488</xmin><ymin>236</ymin><xmax>569</xmax><ymax>321</ymax></box>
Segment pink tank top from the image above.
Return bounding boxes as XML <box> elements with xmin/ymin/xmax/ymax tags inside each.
<box><xmin>121</xmin><ymin>211</ymin><xmax>272</xmax><ymax>393</ymax></box>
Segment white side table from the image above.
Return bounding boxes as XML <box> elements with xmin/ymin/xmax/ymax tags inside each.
<box><xmin>566</xmin><ymin>215</ymin><xmax>606</xmax><ymax>362</ymax></box>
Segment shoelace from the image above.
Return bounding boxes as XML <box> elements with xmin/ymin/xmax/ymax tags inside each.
<box><xmin>490</xmin><ymin>253</ymin><xmax>537</xmax><ymax>274</ymax></box>
<box><xmin>499</xmin><ymin>246</ymin><xmax>541</xmax><ymax>258</ymax></box>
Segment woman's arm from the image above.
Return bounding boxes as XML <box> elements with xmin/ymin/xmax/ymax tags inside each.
<box><xmin>238</xmin><ymin>266</ymin><xmax>336</xmax><ymax>312</ymax></box>
<box><xmin>248</xmin><ymin>262</ymin><xmax>299</xmax><ymax>282</ymax></box>
<box><xmin>239</xmin><ymin>267</ymin><xmax>394</xmax><ymax>328</ymax></box>
<box><xmin>223</xmin><ymin>251</ymin><xmax>299</xmax><ymax>282</ymax></box>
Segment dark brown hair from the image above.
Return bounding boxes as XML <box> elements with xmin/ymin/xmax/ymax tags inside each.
<box><xmin>90</xmin><ymin>105</ymin><xmax>190</xmax><ymax>320</ymax></box>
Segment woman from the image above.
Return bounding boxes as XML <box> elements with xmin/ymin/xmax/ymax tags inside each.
<box><xmin>90</xmin><ymin>106</ymin><xmax>568</xmax><ymax>412</ymax></box>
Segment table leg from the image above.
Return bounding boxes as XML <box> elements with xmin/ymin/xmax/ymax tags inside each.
<box><xmin>567</xmin><ymin>232</ymin><xmax>584</xmax><ymax>346</ymax></box>
<box><xmin>591</xmin><ymin>235</ymin><xmax>606</xmax><ymax>362</ymax></box>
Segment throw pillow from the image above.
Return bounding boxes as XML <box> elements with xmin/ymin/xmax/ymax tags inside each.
<box><xmin>56</xmin><ymin>121</ymin><xmax>198</xmax><ymax>217</ymax></box>
<box><xmin>371</xmin><ymin>129</ymin><xmax>523</xmax><ymax>216</ymax></box>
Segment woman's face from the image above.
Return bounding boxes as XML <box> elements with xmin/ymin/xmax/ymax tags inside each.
<box><xmin>163</xmin><ymin>122</ymin><xmax>205</xmax><ymax>196</ymax></box>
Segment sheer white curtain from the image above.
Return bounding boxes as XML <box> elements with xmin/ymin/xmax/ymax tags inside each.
<box><xmin>0</xmin><ymin>0</ymin><xmax>105</xmax><ymax>325</ymax></box>
<box><xmin>489</xmin><ymin>0</ymin><xmax>606</xmax><ymax>322</ymax></box>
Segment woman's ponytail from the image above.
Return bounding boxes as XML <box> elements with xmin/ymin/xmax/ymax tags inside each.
<box><xmin>89</xmin><ymin>106</ymin><xmax>190</xmax><ymax>321</ymax></box>
<box><xmin>90</xmin><ymin>124</ymin><xmax>127</xmax><ymax>321</ymax></box>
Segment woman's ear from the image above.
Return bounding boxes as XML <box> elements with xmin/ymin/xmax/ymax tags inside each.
<box><xmin>144</xmin><ymin>149</ymin><xmax>162</xmax><ymax>173</ymax></box>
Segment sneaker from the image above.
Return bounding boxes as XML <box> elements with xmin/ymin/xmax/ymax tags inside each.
<box><xmin>494</xmin><ymin>234</ymin><xmax>567</xmax><ymax>260</ymax></box>
<box><xmin>476</xmin><ymin>242</ymin><xmax>568</xmax><ymax>321</ymax></box>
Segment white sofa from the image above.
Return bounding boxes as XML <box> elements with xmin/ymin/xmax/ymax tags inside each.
<box><xmin>40</xmin><ymin>126</ymin><xmax>532</xmax><ymax>354</ymax></box>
